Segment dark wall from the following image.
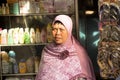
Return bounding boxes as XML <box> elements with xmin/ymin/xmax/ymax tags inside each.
<box><xmin>79</xmin><ymin>12</ymin><xmax>99</xmax><ymax>74</ymax></box>
<box><xmin>0</xmin><ymin>0</ymin><xmax>7</xmax><ymax>6</ymax></box>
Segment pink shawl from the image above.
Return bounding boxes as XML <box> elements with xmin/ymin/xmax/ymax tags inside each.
<box><xmin>35</xmin><ymin>15</ymin><xmax>96</xmax><ymax>80</ymax></box>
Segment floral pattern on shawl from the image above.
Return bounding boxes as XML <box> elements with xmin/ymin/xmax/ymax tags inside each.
<box><xmin>36</xmin><ymin>45</ymin><xmax>82</xmax><ymax>80</ymax></box>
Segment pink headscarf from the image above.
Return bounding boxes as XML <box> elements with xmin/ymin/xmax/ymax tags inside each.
<box><xmin>35</xmin><ymin>15</ymin><xmax>96</xmax><ymax>80</ymax></box>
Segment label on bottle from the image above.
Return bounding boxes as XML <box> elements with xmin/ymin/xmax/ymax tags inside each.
<box><xmin>2</xmin><ymin>60</ymin><xmax>9</xmax><ymax>74</ymax></box>
<box><xmin>19</xmin><ymin>61</ymin><xmax>27</xmax><ymax>73</ymax></box>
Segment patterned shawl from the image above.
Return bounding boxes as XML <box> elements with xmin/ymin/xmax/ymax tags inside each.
<box><xmin>35</xmin><ymin>15</ymin><xmax>96</xmax><ymax>80</ymax></box>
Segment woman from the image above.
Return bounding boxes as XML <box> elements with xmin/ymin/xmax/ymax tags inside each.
<box><xmin>35</xmin><ymin>15</ymin><xmax>96</xmax><ymax>80</ymax></box>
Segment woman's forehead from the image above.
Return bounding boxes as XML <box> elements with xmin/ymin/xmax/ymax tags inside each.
<box><xmin>53</xmin><ymin>23</ymin><xmax>65</xmax><ymax>29</ymax></box>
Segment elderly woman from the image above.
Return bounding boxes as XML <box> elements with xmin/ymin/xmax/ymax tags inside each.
<box><xmin>35</xmin><ymin>15</ymin><xmax>96</xmax><ymax>80</ymax></box>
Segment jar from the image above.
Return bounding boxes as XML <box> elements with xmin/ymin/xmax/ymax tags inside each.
<box><xmin>19</xmin><ymin>59</ymin><xmax>27</xmax><ymax>73</ymax></box>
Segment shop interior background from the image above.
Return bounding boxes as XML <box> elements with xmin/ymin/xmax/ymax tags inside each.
<box><xmin>0</xmin><ymin>0</ymin><xmax>100</xmax><ymax>78</ymax></box>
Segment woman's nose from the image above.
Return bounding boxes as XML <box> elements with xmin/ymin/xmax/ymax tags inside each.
<box><xmin>56</xmin><ymin>29</ymin><xmax>61</xmax><ymax>34</ymax></box>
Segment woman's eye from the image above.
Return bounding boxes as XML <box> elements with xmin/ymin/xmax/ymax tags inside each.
<box><xmin>59</xmin><ymin>28</ymin><xmax>65</xmax><ymax>32</ymax></box>
<box><xmin>52</xmin><ymin>28</ymin><xmax>65</xmax><ymax>32</ymax></box>
<box><xmin>52</xmin><ymin>28</ymin><xmax>57</xmax><ymax>31</ymax></box>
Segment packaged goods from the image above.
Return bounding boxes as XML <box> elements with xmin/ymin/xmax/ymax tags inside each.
<box><xmin>19</xmin><ymin>59</ymin><xmax>27</xmax><ymax>73</ymax></box>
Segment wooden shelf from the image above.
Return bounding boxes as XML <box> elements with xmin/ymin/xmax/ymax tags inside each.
<box><xmin>0</xmin><ymin>43</ymin><xmax>47</xmax><ymax>47</ymax></box>
<box><xmin>0</xmin><ymin>12</ymin><xmax>74</xmax><ymax>17</ymax></box>
<box><xmin>2</xmin><ymin>73</ymin><xmax>37</xmax><ymax>76</ymax></box>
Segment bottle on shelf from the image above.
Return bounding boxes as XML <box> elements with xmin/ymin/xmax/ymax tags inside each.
<box><xmin>8</xmin><ymin>28</ymin><xmax>14</xmax><ymax>45</ymax></box>
<box><xmin>2</xmin><ymin>3</ymin><xmax>6</xmax><ymax>14</ymax></box>
<box><xmin>1</xmin><ymin>51</ymin><xmax>9</xmax><ymax>74</ymax></box>
<box><xmin>26</xmin><ymin>57</ymin><xmax>34</xmax><ymax>73</ymax></box>
<box><xmin>19</xmin><ymin>59</ymin><xmax>27</xmax><ymax>74</ymax></box>
<box><xmin>5</xmin><ymin>3</ymin><xmax>10</xmax><ymax>14</ymax></box>
<box><xmin>47</xmin><ymin>23</ymin><xmax>53</xmax><ymax>43</ymax></box>
<box><xmin>13</xmin><ymin>28</ymin><xmax>19</xmax><ymax>44</ymax></box>
<box><xmin>0</xmin><ymin>28</ymin><xmax>2</xmax><ymax>44</ymax></box>
<box><xmin>30</xmin><ymin>28</ymin><xmax>36</xmax><ymax>44</ymax></box>
<box><xmin>35</xmin><ymin>28</ymin><xmax>41</xmax><ymax>43</ymax></box>
<box><xmin>1</xmin><ymin>29</ymin><xmax>8</xmax><ymax>45</ymax></box>
<box><xmin>18</xmin><ymin>28</ymin><xmax>24</xmax><ymax>44</ymax></box>
<box><xmin>8</xmin><ymin>50</ymin><xmax>16</xmax><ymax>74</ymax></box>
<box><xmin>13</xmin><ymin>62</ymin><xmax>19</xmax><ymax>74</ymax></box>
<box><xmin>24</xmin><ymin>28</ymin><xmax>30</xmax><ymax>44</ymax></box>
<box><xmin>34</xmin><ymin>56</ymin><xmax>40</xmax><ymax>73</ymax></box>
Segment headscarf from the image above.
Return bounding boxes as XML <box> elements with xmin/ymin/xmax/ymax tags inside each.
<box><xmin>35</xmin><ymin>15</ymin><xmax>96</xmax><ymax>80</ymax></box>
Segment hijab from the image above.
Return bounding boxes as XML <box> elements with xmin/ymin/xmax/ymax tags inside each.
<box><xmin>35</xmin><ymin>15</ymin><xmax>96</xmax><ymax>80</ymax></box>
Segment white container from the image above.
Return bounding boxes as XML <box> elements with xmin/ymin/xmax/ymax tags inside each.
<box><xmin>30</xmin><ymin>28</ymin><xmax>36</xmax><ymax>44</ymax></box>
<box><xmin>1</xmin><ymin>29</ymin><xmax>8</xmax><ymax>45</ymax></box>
<box><xmin>13</xmin><ymin>28</ymin><xmax>19</xmax><ymax>44</ymax></box>
<box><xmin>8</xmin><ymin>28</ymin><xmax>13</xmax><ymax>45</ymax></box>
<box><xmin>18</xmin><ymin>28</ymin><xmax>24</xmax><ymax>44</ymax></box>
<box><xmin>0</xmin><ymin>28</ymin><xmax>2</xmax><ymax>44</ymax></box>
<box><xmin>19</xmin><ymin>0</ymin><xmax>31</xmax><ymax>13</ymax></box>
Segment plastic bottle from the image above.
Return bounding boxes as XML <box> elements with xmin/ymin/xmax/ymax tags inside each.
<box><xmin>34</xmin><ymin>56</ymin><xmax>40</xmax><ymax>73</ymax></box>
<box><xmin>24</xmin><ymin>28</ymin><xmax>30</xmax><ymax>44</ymax></box>
<box><xmin>18</xmin><ymin>28</ymin><xmax>24</xmax><ymax>44</ymax></box>
<box><xmin>8</xmin><ymin>50</ymin><xmax>16</xmax><ymax>74</ymax></box>
<box><xmin>1</xmin><ymin>51</ymin><xmax>9</xmax><ymax>74</ymax></box>
<box><xmin>1</xmin><ymin>29</ymin><xmax>8</xmax><ymax>45</ymax></box>
<box><xmin>13</xmin><ymin>28</ymin><xmax>19</xmax><ymax>44</ymax></box>
<box><xmin>47</xmin><ymin>23</ymin><xmax>53</xmax><ymax>43</ymax></box>
<box><xmin>9</xmin><ymin>61</ymin><xmax>13</xmax><ymax>73</ymax></box>
<box><xmin>2</xmin><ymin>60</ymin><xmax>9</xmax><ymax>74</ymax></box>
<box><xmin>8</xmin><ymin>50</ymin><xmax>16</xmax><ymax>59</ymax></box>
<box><xmin>26</xmin><ymin>57</ymin><xmax>34</xmax><ymax>73</ymax></box>
<box><xmin>30</xmin><ymin>28</ymin><xmax>36</xmax><ymax>44</ymax></box>
<box><xmin>19</xmin><ymin>59</ymin><xmax>27</xmax><ymax>73</ymax></box>
<box><xmin>8</xmin><ymin>28</ymin><xmax>13</xmax><ymax>45</ymax></box>
<box><xmin>0</xmin><ymin>28</ymin><xmax>2</xmax><ymax>44</ymax></box>
<box><xmin>8</xmin><ymin>50</ymin><xmax>19</xmax><ymax>74</ymax></box>
<box><xmin>35</xmin><ymin>28</ymin><xmax>41</xmax><ymax>43</ymax></box>
<box><xmin>6</xmin><ymin>3</ymin><xmax>9</xmax><ymax>14</ymax></box>
<box><xmin>2</xmin><ymin>3</ymin><xmax>6</xmax><ymax>14</ymax></box>
<box><xmin>13</xmin><ymin>62</ymin><xmax>19</xmax><ymax>74</ymax></box>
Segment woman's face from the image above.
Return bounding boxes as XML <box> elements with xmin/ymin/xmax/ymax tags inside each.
<box><xmin>52</xmin><ymin>23</ymin><xmax>68</xmax><ymax>44</ymax></box>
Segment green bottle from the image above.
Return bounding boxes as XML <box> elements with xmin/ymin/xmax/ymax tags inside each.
<box><xmin>24</xmin><ymin>28</ymin><xmax>30</xmax><ymax>44</ymax></box>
